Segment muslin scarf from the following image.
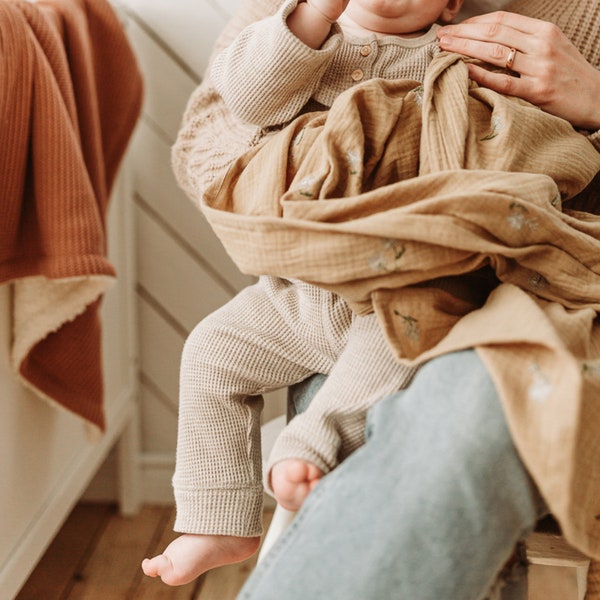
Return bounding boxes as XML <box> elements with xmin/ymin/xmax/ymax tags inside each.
<box><xmin>201</xmin><ymin>51</ymin><xmax>600</xmax><ymax>558</ymax></box>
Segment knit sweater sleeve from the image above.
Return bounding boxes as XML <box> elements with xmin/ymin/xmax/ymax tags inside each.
<box><xmin>210</xmin><ymin>0</ymin><xmax>342</xmax><ymax>128</ymax></box>
<box><xmin>265</xmin><ymin>313</ymin><xmax>417</xmax><ymax>483</ymax></box>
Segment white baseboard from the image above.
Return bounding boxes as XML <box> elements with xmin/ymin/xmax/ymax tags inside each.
<box><xmin>140</xmin><ymin>453</ymin><xmax>177</xmax><ymax>504</ymax></box>
<box><xmin>2</xmin><ymin>395</ymin><xmax>137</xmax><ymax>600</ymax></box>
<box><xmin>84</xmin><ymin>451</ymin><xmax>175</xmax><ymax>504</ymax></box>
<box><xmin>84</xmin><ymin>450</ymin><xmax>277</xmax><ymax>509</ymax></box>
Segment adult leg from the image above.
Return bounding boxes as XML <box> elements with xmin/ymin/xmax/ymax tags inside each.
<box><xmin>239</xmin><ymin>350</ymin><xmax>545</xmax><ymax>600</ymax></box>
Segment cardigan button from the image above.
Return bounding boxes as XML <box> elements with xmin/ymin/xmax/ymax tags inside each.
<box><xmin>351</xmin><ymin>68</ymin><xmax>364</xmax><ymax>81</ymax></box>
<box><xmin>360</xmin><ymin>45</ymin><xmax>372</xmax><ymax>56</ymax></box>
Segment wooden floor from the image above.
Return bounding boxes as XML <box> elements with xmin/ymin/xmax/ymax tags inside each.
<box><xmin>16</xmin><ymin>503</ymin><xmax>273</xmax><ymax>600</ymax></box>
<box><xmin>17</xmin><ymin>502</ymin><xmax>586</xmax><ymax>600</ymax></box>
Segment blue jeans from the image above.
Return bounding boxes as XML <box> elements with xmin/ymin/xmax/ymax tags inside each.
<box><xmin>238</xmin><ymin>350</ymin><xmax>545</xmax><ymax>600</ymax></box>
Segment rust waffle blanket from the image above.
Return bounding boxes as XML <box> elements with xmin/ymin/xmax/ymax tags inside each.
<box><xmin>202</xmin><ymin>52</ymin><xmax>600</xmax><ymax>558</ymax></box>
<box><xmin>0</xmin><ymin>0</ymin><xmax>142</xmax><ymax>432</ymax></box>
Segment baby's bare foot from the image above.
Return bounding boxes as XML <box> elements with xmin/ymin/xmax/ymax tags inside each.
<box><xmin>271</xmin><ymin>458</ymin><xmax>324</xmax><ymax>511</ymax></box>
<box><xmin>141</xmin><ymin>533</ymin><xmax>260</xmax><ymax>586</ymax></box>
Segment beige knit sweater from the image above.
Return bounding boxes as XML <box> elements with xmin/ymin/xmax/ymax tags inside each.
<box><xmin>211</xmin><ymin>0</ymin><xmax>441</xmax><ymax>128</ymax></box>
<box><xmin>172</xmin><ymin>0</ymin><xmax>600</xmax><ymax>205</ymax></box>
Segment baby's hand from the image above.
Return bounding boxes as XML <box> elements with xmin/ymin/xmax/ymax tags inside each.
<box><xmin>271</xmin><ymin>458</ymin><xmax>325</xmax><ymax>511</ymax></box>
<box><xmin>305</xmin><ymin>0</ymin><xmax>349</xmax><ymax>24</ymax></box>
<box><xmin>289</xmin><ymin>0</ymin><xmax>349</xmax><ymax>48</ymax></box>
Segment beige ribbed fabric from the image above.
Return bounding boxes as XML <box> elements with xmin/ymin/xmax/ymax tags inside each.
<box><xmin>173</xmin><ymin>0</ymin><xmax>449</xmax><ymax>537</ymax></box>
<box><xmin>266</xmin><ymin>291</ymin><xmax>417</xmax><ymax>473</ymax></box>
<box><xmin>173</xmin><ymin>277</ymin><xmax>415</xmax><ymax>536</ymax></box>
<box><xmin>507</xmin><ymin>0</ymin><xmax>600</xmax><ymax>70</ymax></box>
<box><xmin>171</xmin><ymin>0</ymin><xmax>443</xmax><ymax>200</ymax></box>
<box><xmin>211</xmin><ymin>0</ymin><xmax>440</xmax><ymax>128</ymax></box>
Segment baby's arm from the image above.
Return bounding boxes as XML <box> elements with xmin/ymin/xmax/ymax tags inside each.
<box><xmin>211</xmin><ymin>0</ymin><xmax>342</xmax><ymax>128</ymax></box>
<box><xmin>268</xmin><ymin>312</ymin><xmax>418</xmax><ymax>507</ymax></box>
<box><xmin>287</xmin><ymin>0</ymin><xmax>349</xmax><ymax>49</ymax></box>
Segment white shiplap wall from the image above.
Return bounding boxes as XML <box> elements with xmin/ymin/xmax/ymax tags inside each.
<box><xmin>109</xmin><ymin>0</ymin><xmax>286</xmax><ymax>502</ymax></box>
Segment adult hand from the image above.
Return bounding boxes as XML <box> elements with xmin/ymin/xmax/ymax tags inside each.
<box><xmin>437</xmin><ymin>11</ymin><xmax>600</xmax><ymax>130</ymax></box>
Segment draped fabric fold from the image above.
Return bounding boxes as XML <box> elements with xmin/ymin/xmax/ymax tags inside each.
<box><xmin>201</xmin><ymin>52</ymin><xmax>600</xmax><ymax>557</ymax></box>
<box><xmin>0</xmin><ymin>0</ymin><xmax>143</xmax><ymax>432</ymax></box>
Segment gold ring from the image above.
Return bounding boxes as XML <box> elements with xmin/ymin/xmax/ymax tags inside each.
<box><xmin>505</xmin><ymin>47</ymin><xmax>517</xmax><ymax>70</ymax></box>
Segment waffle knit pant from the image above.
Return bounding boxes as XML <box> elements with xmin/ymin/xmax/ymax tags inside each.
<box><xmin>173</xmin><ymin>275</ymin><xmax>417</xmax><ymax>536</ymax></box>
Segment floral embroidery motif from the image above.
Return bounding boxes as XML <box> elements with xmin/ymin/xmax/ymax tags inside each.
<box><xmin>292</xmin><ymin>127</ymin><xmax>306</xmax><ymax>148</ymax></box>
<box><xmin>527</xmin><ymin>362</ymin><xmax>553</xmax><ymax>403</ymax></box>
<box><xmin>412</xmin><ymin>85</ymin><xmax>424</xmax><ymax>107</ymax></box>
<box><xmin>527</xmin><ymin>272</ymin><xmax>548</xmax><ymax>291</ymax></box>
<box><xmin>480</xmin><ymin>115</ymin><xmax>504</xmax><ymax>141</ymax></box>
<box><xmin>393</xmin><ymin>310</ymin><xmax>420</xmax><ymax>341</ymax></box>
<box><xmin>507</xmin><ymin>202</ymin><xmax>538</xmax><ymax>232</ymax></box>
<box><xmin>369</xmin><ymin>239</ymin><xmax>406</xmax><ymax>272</ymax></box>
<box><xmin>296</xmin><ymin>174</ymin><xmax>318</xmax><ymax>198</ymax></box>
<box><xmin>582</xmin><ymin>362</ymin><xmax>600</xmax><ymax>377</ymax></box>
<box><xmin>346</xmin><ymin>149</ymin><xmax>360</xmax><ymax>175</ymax></box>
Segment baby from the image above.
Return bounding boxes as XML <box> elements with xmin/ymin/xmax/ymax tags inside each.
<box><xmin>142</xmin><ymin>0</ymin><xmax>464</xmax><ymax>586</ymax></box>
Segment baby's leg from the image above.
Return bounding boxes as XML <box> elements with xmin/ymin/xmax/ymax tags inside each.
<box><xmin>172</xmin><ymin>278</ymin><xmax>340</xmax><ymax>536</ymax></box>
<box><xmin>270</xmin><ymin>459</ymin><xmax>325</xmax><ymax>510</ymax></box>
<box><xmin>144</xmin><ymin>278</ymin><xmax>352</xmax><ymax>584</ymax></box>
<box><xmin>142</xmin><ymin>533</ymin><xmax>260</xmax><ymax>586</ymax></box>
<box><xmin>266</xmin><ymin>313</ymin><xmax>417</xmax><ymax>497</ymax></box>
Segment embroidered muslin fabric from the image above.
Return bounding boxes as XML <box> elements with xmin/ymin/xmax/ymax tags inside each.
<box><xmin>200</xmin><ymin>50</ymin><xmax>600</xmax><ymax>558</ymax></box>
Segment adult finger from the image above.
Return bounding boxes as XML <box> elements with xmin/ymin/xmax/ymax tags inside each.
<box><xmin>438</xmin><ymin>22</ymin><xmax>558</xmax><ymax>74</ymax></box>
<box><xmin>438</xmin><ymin>13</ymin><xmax>555</xmax><ymax>65</ymax></box>
<box><xmin>465</xmin><ymin>62</ymin><xmax>529</xmax><ymax>99</ymax></box>
<box><xmin>438</xmin><ymin>33</ymin><xmax>529</xmax><ymax>72</ymax></box>
<box><xmin>460</xmin><ymin>10</ymin><xmax>540</xmax><ymax>34</ymax></box>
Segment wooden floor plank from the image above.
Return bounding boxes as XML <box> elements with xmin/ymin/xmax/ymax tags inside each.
<box><xmin>65</xmin><ymin>505</ymin><xmax>168</xmax><ymax>600</ymax></box>
<box><xmin>18</xmin><ymin>502</ymin><xmax>585</xmax><ymax>599</ymax></box>
<box><xmin>195</xmin><ymin>559</ymin><xmax>256</xmax><ymax>600</ymax></box>
<box><xmin>133</xmin><ymin>505</ymin><xmax>201</xmax><ymax>599</ymax></box>
<box><xmin>18</xmin><ymin>503</ymin><xmax>272</xmax><ymax>600</ymax></box>
<box><xmin>195</xmin><ymin>507</ymin><xmax>274</xmax><ymax>600</ymax></box>
<box><xmin>16</xmin><ymin>503</ymin><xmax>112</xmax><ymax>600</ymax></box>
